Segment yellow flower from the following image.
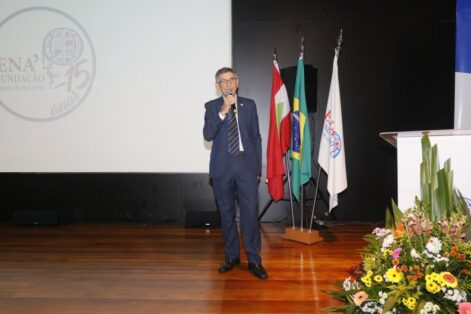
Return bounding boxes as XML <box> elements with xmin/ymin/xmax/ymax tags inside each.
<box><xmin>440</xmin><ymin>272</ymin><xmax>458</xmax><ymax>288</ymax></box>
<box><xmin>352</xmin><ymin>291</ymin><xmax>368</xmax><ymax>306</ymax></box>
<box><xmin>402</xmin><ymin>297</ymin><xmax>417</xmax><ymax>310</ymax></box>
<box><xmin>425</xmin><ymin>280</ymin><xmax>441</xmax><ymax>294</ymax></box>
<box><xmin>430</xmin><ymin>272</ymin><xmax>440</xmax><ymax>281</ymax></box>
<box><xmin>385</xmin><ymin>268</ymin><xmax>403</xmax><ymax>283</ymax></box>
<box><xmin>361</xmin><ymin>275</ymin><xmax>372</xmax><ymax>287</ymax></box>
<box><xmin>383</xmin><ymin>249</ymin><xmax>392</xmax><ymax>257</ymax></box>
<box><xmin>436</xmin><ymin>277</ymin><xmax>445</xmax><ymax>287</ymax></box>
<box><xmin>428</xmin><ymin>272</ymin><xmax>445</xmax><ymax>287</ymax></box>
<box><xmin>361</xmin><ymin>273</ymin><xmax>371</xmax><ymax>282</ymax></box>
<box><xmin>374</xmin><ymin>275</ymin><xmax>383</xmax><ymax>283</ymax></box>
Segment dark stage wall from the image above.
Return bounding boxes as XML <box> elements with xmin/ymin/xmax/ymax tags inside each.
<box><xmin>0</xmin><ymin>1</ymin><xmax>455</xmax><ymax>223</ymax></box>
<box><xmin>234</xmin><ymin>0</ymin><xmax>455</xmax><ymax>221</ymax></box>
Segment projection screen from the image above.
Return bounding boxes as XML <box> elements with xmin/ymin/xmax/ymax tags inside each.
<box><xmin>0</xmin><ymin>0</ymin><xmax>231</xmax><ymax>172</ymax></box>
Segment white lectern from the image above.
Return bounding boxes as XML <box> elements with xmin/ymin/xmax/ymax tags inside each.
<box><xmin>380</xmin><ymin>129</ymin><xmax>471</xmax><ymax>211</ymax></box>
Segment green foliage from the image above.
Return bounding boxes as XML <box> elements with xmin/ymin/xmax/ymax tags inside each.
<box><xmin>324</xmin><ymin>135</ymin><xmax>471</xmax><ymax>313</ymax></box>
<box><xmin>385</xmin><ymin>199</ymin><xmax>403</xmax><ymax>230</ymax></box>
<box><xmin>419</xmin><ymin>135</ymin><xmax>470</xmax><ymax>228</ymax></box>
<box><xmin>386</xmin><ymin>135</ymin><xmax>470</xmax><ymax>238</ymax></box>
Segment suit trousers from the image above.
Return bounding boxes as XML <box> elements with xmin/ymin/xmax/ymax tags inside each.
<box><xmin>212</xmin><ymin>153</ymin><xmax>261</xmax><ymax>264</ymax></box>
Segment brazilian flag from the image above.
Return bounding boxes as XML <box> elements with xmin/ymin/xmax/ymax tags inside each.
<box><xmin>291</xmin><ymin>53</ymin><xmax>312</xmax><ymax>200</ymax></box>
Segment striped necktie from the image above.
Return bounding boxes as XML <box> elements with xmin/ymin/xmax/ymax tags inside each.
<box><xmin>227</xmin><ymin>109</ymin><xmax>240</xmax><ymax>156</ymax></box>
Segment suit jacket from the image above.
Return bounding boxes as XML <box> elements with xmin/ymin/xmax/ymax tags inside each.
<box><xmin>203</xmin><ymin>96</ymin><xmax>262</xmax><ymax>179</ymax></box>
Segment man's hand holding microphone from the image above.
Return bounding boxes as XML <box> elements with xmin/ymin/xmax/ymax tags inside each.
<box><xmin>220</xmin><ymin>93</ymin><xmax>237</xmax><ymax>116</ymax></box>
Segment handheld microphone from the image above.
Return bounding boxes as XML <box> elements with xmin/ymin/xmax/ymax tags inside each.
<box><xmin>227</xmin><ymin>93</ymin><xmax>236</xmax><ymax>113</ymax></box>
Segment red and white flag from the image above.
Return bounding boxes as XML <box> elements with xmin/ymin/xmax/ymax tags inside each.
<box><xmin>267</xmin><ymin>60</ymin><xmax>291</xmax><ymax>201</ymax></box>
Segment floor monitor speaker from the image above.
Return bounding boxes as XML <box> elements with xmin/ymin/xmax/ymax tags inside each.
<box><xmin>184</xmin><ymin>209</ymin><xmax>220</xmax><ymax>228</ymax></box>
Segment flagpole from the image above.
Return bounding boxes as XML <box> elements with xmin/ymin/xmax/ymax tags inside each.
<box><xmin>309</xmin><ymin>167</ymin><xmax>322</xmax><ymax>230</ymax></box>
<box><xmin>335</xmin><ymin>28</ymin><xmax>343</xmax><ymax>56</ymax></box>
<box><xmin>309</xmin><ymin>28</ymin><xmax>344</xmax><ymax>230</ymax></box>
<box><xmin>299</xmin><ymin>38</ymin><xmax>304</xmax><ymax>231</ymax></box>
<box><xmin>300</xmin><ymin>185</ymin><xmax>304</xmax><ymax>230</ymax></box>
<box><xmin>284</xmin><ymin>154</ymin><xmax>295</xmax><ymax>228</ymax></box>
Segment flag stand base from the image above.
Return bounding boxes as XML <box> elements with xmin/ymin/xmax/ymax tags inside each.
<box><xmin>282</xmin><ymin>227</ymin><xmax>323</xmax><ymax>245</ymax></box>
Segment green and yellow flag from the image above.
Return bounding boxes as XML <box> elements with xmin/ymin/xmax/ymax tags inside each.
<box><xmin>291</xmin><ymin>53</ymin><xmax>312</xmax><ymax>200</ymax></box>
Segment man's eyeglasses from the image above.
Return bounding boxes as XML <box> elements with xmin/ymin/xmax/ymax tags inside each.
<box><xmin>218</xmin><ymin>77</ymin><xmax>238</xmax><ymax>86</ymax></box>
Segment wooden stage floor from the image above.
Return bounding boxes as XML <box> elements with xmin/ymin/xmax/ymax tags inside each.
<box><xmin>0</xmin><ymin>221</ymin><xmax>376</xmax><ymax>313</ymax></box>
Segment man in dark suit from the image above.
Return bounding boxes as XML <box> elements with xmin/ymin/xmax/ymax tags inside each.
<box><xmin>203</xmin><ymin>67</ymin><xmax>267</xmax><ymax>280</ymax></box>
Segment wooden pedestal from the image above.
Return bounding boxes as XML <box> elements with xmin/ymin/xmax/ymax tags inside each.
<box><xmin>282</xmin><ymin>227</ymin><xmax>323</xmax><ymax>245</ymax></box>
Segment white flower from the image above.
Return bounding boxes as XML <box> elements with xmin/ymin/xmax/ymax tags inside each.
<box><xmin>422</xmin><ymin>249</ymin><xmax>443</xmax><ymax>261</ymax></box>
<box><xmin>378</xmin><ymin>291</ymin><xmax>388</xmax><ymax>305</ymax></box>
<box><xmin>419</xmin><ymin>301</ymin><xmax>440</xmax><ymax>314</ymax></box>
<box><xmin>342</xmin><ymin>276</ymin><xmax>359</xmax><ymax>291</ymax></box>
<box><xmin>442</xmin><ymin>288</ymin><xmax>467</xmax><ymax>304</ymax></box>
<box><xmin>361</xmin><ymin>301</ymin><xmax>380</xmax><ymax>313</ymax></box>
<box><xmin>425</xmin><ymin>236</ymin><xmax>442</xmax><ymax>254</ymax></box>
<box><xmin>423</xmin><ymin>302</ymin><xmax>432</xmax><ymax>311</ymax></box>
<box><xmin>433</xmin><ymin>255</ymin><xmax>449</xmax><ymax>263</ymax></box>
<box><xmin>381</xmin><ymin>234</ymin><xmax>394</xmax><ymax>251</ymax></box>
<box><xmin>372</xmin><ymin>227</ymin><xmax>390</xmax><ymax>238</ymax></box>
<box><xmin>410</xmin><ymin>248</ymin><xmax>420</xmax><ymax>259</ymax></box>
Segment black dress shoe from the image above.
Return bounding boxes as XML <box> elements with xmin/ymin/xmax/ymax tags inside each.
<box><xmin>218</xmin><ymin>258</ymin><xmax>240</xmax><ymax>273</ymax></box>
<box><xmin>248</xmin><ymin>262</ymin><xmax>268</xmax><ymax>280</ymax></box>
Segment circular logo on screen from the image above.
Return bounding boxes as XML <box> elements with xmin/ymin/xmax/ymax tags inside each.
<box><xmin>0</xmin><ymin>7</ymin><xmax>96</xmax><ymax>122</ymax></box>
<box><xmin>44</xmin><ymin>28</ymin><xmax>84</xmax><ymax>66</ymax></box>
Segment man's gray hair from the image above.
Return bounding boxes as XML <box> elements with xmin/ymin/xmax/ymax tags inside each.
<box><xmin>215</xmin><ymin>67</ymin><xmax>237</xmax><ymax>82</ymax></box>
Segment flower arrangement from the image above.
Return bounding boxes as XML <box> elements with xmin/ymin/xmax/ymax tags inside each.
<box><xmin>325</xmin><ymin>136</ymin><xmax>471</xmax><ymax>313</ymax></box>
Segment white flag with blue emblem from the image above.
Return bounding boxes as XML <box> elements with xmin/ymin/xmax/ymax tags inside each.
<box><xmin>318</xmin><ymin>52</ymin><xmax>347</xmax><ymax>212</ymax></box>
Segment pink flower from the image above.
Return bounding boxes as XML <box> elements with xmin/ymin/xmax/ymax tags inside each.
<box><xmin>392</xmin><ymin>248</ymin><xmax>402</xmax><ymax>260</ymax></box>
<box><xmin>352</xmin><ymin>291</ymin><xmax>368</xmax><ymax>306</ymax></box>
<box><xmin>459</xmin><ymin>302</ymin><xmax>471</xmax><ymax>314</ymax></box>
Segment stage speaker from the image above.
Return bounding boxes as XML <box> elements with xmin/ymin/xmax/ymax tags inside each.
<box><xmin>13</xmin><ymin>210</ymin><xmax>61</xmax><ymax>226</ymax></box>
<box><xmin>280</xmin><ymin>64</ymin><xmax>317</xmax><ymax>112</ymax></box>
<box><xmin>184</xmin><ymin>210</ymin><xmax>220</xmax><ymax>228</ymax></box>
